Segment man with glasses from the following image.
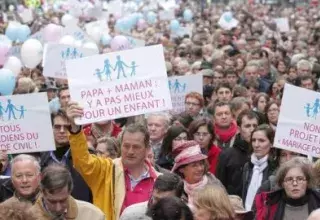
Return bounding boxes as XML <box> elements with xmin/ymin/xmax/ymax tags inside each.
<box><xmin>184</xmin><ymin>92</ymin><xmax>204</xmax><ymax>118</ymax></box>
<box><xmin>40</xmin><ymin>110</ymin><xmax>92</xmax><ymax>203</ymax></box>
<box><xmin>0</xmin><ymin>154</ymin><xmax>40</xmax><ymax>208</ymax></box>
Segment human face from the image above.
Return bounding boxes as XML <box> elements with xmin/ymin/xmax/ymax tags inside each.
<box><xmin>277</xmin><ymin>61</ymin><xmax>286</xmax><ymax>73</ymax></box>
<box><xmin>213</xmin><ymin>72</ymin><xmax>224</xmax><ymax>87</ymax></box>
<box><xmin>298</xmin><ymin>65</ymin><xmax>311</xmax><ymax>77</ymax></box>
<box><xmin>214</xmin><ymin>105</ymin><xmax>233</xmax><ymax>129</ymax></box>
<box><xmin>267</xmin><ymin>103</ymin><xmax>279</xmax><ymax>125</ymax></box>
<box><xmin>216</xmin><ymin>88</ymin><xmax>232</xmax><ymax>102</ymax></box>
<box><xmin>147</xmin><ymin>116</ymin><xmax>167</xmax><ymax>143</ymax></box>
<box><xmin>288</xmin><ymin>68</ymin><xmax>297</xmax><ymax>80</ymax></box>
<box><xmin>185</xmin><ymin>97</ymin><xmax>202</xmax><ymax>117</ymax></box>
<box><xmin>179</xmin><ymin>160</ymin><xmax>205</xmax><ymax>184</ymax></box>
<box><xmin>301</xmin><ymin>79</ymin><xmax>314</xmax><ymax>90</ymax></box>
<box><xmin>236</xmin><ymin>58</ymin><xmax>245</xmax><ymax>70</ymax></box>
<box><xmin>251</xmin><ymin>130</ymin><xmax>272</xmax><ymax>159</ymax></box>
<box><xmin>43</xmin><ymin>186</ymin><xmax>70</xmax><ymax>218</ymax></box>
<box><xmin>257</xmin><ymin>96</ymin><xmax>267</xmax><ymax>113</ymax></box>
<box><xmin>121</xmin><ymin>131</ymin><xmax>148</xmax><ymax>168</ymax></box>
<box><xmin>193</xmin><ymin>125</ymin><xmax>212</xmax><ymax>150</ymax></box>
<box><xmin>225</xmin><ymin>59</ymin><xmax>235</xmax><ymax>69</ymax></box>
<box><xmin>172</xmin><ymin>132</ymin><xmax>188</xmax><ymax>146</ymax></box>
<box><xmin>283</xmin><ymin>167</ymin><xmax>307</xmax><ymax>199</ymax></box>
<box><xmin>59</xmin><ymin>89</ymin><xmax>70</xmax><ymax>109</ymax></box>
<box><xmin>146</xmin><ymin>147</ymin><xmax>155</xmax><ymax>166</ymax></box>
<box><xmin>53</xmin><ymin>116</ymin><xmax>70</xmax><ymax>146</ymax></box>
<box><xmin>226</xmin><ymin>74</ymin><xmax>238</xmax><ymax>87</ymax></box>
<box><xmin>96</xmin><ymin>143</ymin><xmax>112</xmax><ymax>159</ymax></box>
<box><xmin>150</xmin><ymin>189</ymin><xmax>176</xmax><ymax>206</ymax></box>
<box><xmin>11</xmin><ymin>160</ymin><xmax>40</xmax><ymax>198</ymax></box>
<box><xmin>279</xmin><ymin>150</ymin><xmax>299</xmax><ymax>165</ymax></box>
<box><xmin>233</xmin><ymin>103</ymin><xmax>250</xmax><ymax>120</ymax></box>
<box><xmin>245</xmin><ymin>66</ymin><xmax>259</xmax><ymax>81</ymax></box>
<box><xmin>272</xmin><ymin>83</ymin><xmax>279</xmax><ymax>95</ymax></box>
<box><xmin>240</xmin><ymin>116</ymin><xmax>258</xmax><ymax>143</ymax></box>
<box><xmin>0</xmin><ymin>151</ymin><xmax>9</xmax><ymax>173</ymax></box>
<box><xmin>194</xmin><ymin>207</ymin><xmax>211</xmax><ymax>220</ymax></box>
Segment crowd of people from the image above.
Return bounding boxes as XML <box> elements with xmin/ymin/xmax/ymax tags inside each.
<box><xmin>1</xmin><ymin>0</ymin><xmax>320</xmax><ymax>219</ymax></box>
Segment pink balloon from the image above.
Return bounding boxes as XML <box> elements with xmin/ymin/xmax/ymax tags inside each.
<box><xmin>43</xmin><ymin>24</ymin><xmax>63</xmax><ymax>42</ymax></box>
<box><xmin>110</xmin><ymin>36</ymin><xmax>131</xmax><ymax>52</ymax></box>
<box><xmin>0</xmin><ymin>44</ymin><xmax>10</xmax><ymax>66</ymax></box>
<box><xmin>137</xmin><ymin>19</ymin><xmax>147</xmax><ymax>30</ymax></box>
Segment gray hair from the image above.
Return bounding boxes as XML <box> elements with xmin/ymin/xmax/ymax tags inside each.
<box><xmin>146</xmin><ymin>112</ymin><xmax>172</xmax><ymax>129</ymax></box>
<box><xmin>11</xmin><ymin>154</ymin><xmax>41</xmax><ymax>174</ymax></box>
<box><xmin>41</xmin><ymin>164</ymin><xmax>73</xmax><ymax>194</ymax></box>
<box><xmin>297</xmin><ymin>59</ymin><xmax>312</xmax><ymax>71</ymax></box>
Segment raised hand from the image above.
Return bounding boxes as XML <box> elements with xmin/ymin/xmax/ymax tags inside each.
<box><xmin>66</xmin><ymin>101</ymin><xmax>84</xmax><ymax>132</ymax></box>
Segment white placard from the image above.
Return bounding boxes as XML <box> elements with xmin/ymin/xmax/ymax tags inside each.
<box><xmin>18</xmin><ymin>8</ymin><xmax>33</xmax><ymax>24</ymax></box>
<box><xmin>63</xmin><ymin>25</ymin><xmax>91</xmax><ymax>43</ymax></box>
<box><xmin>85</xmin><ymin>19</ymin><xmax>109</xmax><ymax>35</ymax></box>
<box><xmin>66</xmin><ymin>45</ymin><xmax>172</xmax><ymax>125</ymax></box>
<box><xmin>274</xmin><ymin>84</ymin><xmax>320</xmax><ymax>158</ymax></box>
<box><xmin>126</xmin><ymin>36</ymin><xmax>145</xmax><ymax>49</ymax></box>
<box><xmin>0</xmin><ymin>93</ymin><xmax>55</xmax><ymax>154</ymax></box>
<box><xmin>218</xmin><ymin>12</ymin><xmax>239</xmax><ymax>30</ymax></box>
<box><xmin>168</xmin><ymin>75</ymin><xmax>203</xmax><ymax>114</ymax></box>
<box><xmin>159</xmin><ymin>9</ymin><xmax>175</xmax><ymax>21</ymax></box>
<box><xmin>43</xmin><ymin>43</ymin><xmax>97</xmax><ymax>79</ymax></box>
<box><xmin>274</xmin><ymin>18</ymin><xmax>290</xmax><ymax>32</ymax></box>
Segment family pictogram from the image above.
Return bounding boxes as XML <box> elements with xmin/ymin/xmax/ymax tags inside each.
<box><xmin>0</xmin><ymin>99</ymin><xmax>26</xmax><ymax>121</ymax></box>
<box><xmin>169</xmin><ymin>79</ymin><xmax>186</xmax><ymax>93</ymax></box>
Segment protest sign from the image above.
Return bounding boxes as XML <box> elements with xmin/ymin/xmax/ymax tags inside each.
<box><xmin>43</xmin><ymin>43</ymin><xmax>97</xmax><ymax>79</ymax></box>
<box><xmin>0</xmin><ymin>93</ymin><xmax>55</xmax><ymax>154</ymax></box>
<box><xmin>218</xmin><ymin>12</ymin><xmax>239</xmax><ymax>30</ymax></box>
<box><xmin>168</xmin><ymin>75</ymin><xmax>203</xmax><ymax>114</ymax></box>
<box><xmin>273</xmin><ymin>18</ymin><xmax>290</xmax><ymax>32</ymax></box>
<box><xmin>66</xmin><ymin>45</ymin><xmax>172</xmax><ymax>125</ymax></box>
<box><xmin>63</xmin><ymin>25</ymin><xmax>91</xmax><ymax>43</ymax></box>
<box><xmin>126</xmin><ymin>36</ymin><xmax>145</xmax><ymax>49</ymax></box>
<box><xmin>274</xmin><ymin>84</ymin><xmax>320</xmax><ymax>158</ymax></box>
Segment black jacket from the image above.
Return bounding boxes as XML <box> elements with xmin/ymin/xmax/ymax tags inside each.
<box><xmin>242</xmin><ymin>158</ymin><xmax>275</xmax><ymax>202</ymax></box>
<box><xmin>0</xmin><ymin>178</ymin><xmax>14</xmax><ymax>202</ymax></box>
<box><xmin>216</xmin><ymin>134</ymin><xmax>251</xmax><ymax>197</ymax></box>
<box><xmin>40</xmin><ymin>148</ymin><xmax>93</xmax><ymax>203</ymax></box>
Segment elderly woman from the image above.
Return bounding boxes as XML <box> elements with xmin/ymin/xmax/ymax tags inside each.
<box><xmin>255</xmin><ymin>157</ymin><xmax>320</xmax><ymax>220</ymax></box>
<box><xmin>172</xmin><ymin>141</ymin><xmax>223</xmax><ymax>205</ymax></box>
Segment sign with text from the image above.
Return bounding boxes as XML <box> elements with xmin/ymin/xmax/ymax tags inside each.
<box><xmin>0</xmin><ymin>93</ymin><xmax>55</xmax><ymax>154</ymax></box>
<box><xmin>66</xmin><ymin>45</ymin><xmax>172</xmax><ymax>125</ymax></box>
<box><xmin>274</xmin><ymin>18</ymin><xmax>290</xmax><ymax>32</ymax></box>
<box><xmin>43</xmin><ymin>43</ymin><xmax>97</xmax><ymax>79</ymax></box>
<box><xmin>168</xmin><ymin>75</ymin><xmax>203</xmax><ymax>114</ymax></box>
<box><xmin>274</xmin><ymin>84</ymin><xmax>320</xmax><ymax>158</ymax></box>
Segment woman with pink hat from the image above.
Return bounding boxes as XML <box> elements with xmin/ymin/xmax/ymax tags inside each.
<box><xmin>172</xmin><ymin>140</ymin><xmax>223</xmax><ymax>205</ymax></box>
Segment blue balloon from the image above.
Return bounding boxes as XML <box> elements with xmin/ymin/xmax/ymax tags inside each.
<box><xmin>100</xmin><ymin>34</ymin><xmax>112</xmax><ymax>46</ymax></box>
<box><xmin>0</xmin><ymin>68</ymin><xmax>16</xmax><ymax>96</ymax></box>
<box><xmin>170</xmin><ymin>20</ymin><xmax>180</xmax><ymax>32</ymax></box>
<box><xmin>183</xmin><ymin>9</ymin><xmax>193</xmax><ymax>22</ymax></box>
<box><xmin>146</xmin><ymin>11</ymin><xmax>157</xmax><ymax>24</ymax></box>
<box><xmin>16</xmin><ymin>25</ymin><xmax>31</xmax><ymax>42</ymax></box>
<box><xmin>5</xmin><ymin>25</ymin><xmax>18</xmax><ymax>41</ymax></box>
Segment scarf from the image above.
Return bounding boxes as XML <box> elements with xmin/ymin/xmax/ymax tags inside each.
<box><xmin>184</xmin><ymin>175</ymin><xmax>208</xmax><ymax>206</ymax></box>
<box><xmin>214</xmin><ymin>121</ymin><xmax>237</xmax><ymax>143</ymax></box>
<box><xmin>245</xmin><ymin>154</ymin><xmax>268</xmax><ymax>211</ymax></box>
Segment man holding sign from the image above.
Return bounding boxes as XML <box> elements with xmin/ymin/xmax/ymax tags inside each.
<box><xmin>66</xmin><ymin>101</ymin><xmax>161</xmax><ymax>220</ymax></box>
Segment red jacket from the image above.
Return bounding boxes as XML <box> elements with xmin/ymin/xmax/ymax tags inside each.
<box><xmin>255</xmin><ymin>191</ymin><xmax>278</xmax><ymax>220</ymax></box>
<box><xmin>207</xmin><ymin>144</ymin><xmax>221</xmax><ymax>175</ymax></box>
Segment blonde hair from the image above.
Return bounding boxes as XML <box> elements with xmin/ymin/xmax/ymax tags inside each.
<box><xmin>193</xmin><ymin>185</ymin><xmax>235</xmax><ymax>220</ymax></box>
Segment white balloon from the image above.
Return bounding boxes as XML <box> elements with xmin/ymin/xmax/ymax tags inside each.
<box><xmin>83</xmin><ymin>42</ymin><xmax>99</xmax><ymax>54</ymax></box>
<box><xmin>9</xmin><ymin>5</ymin><xmax>14</xmax><ymax>11</ymax></box>
<box><xmin>4</xmin><ymin>56</ymin><xmax>22</xmax><ymax>76</ymax></box>
<box><xmin>88</xmin><ymin>27</ymin><xmax>102</xmax><ymax>43</ymax></box>
<box><xmin>59</xmin><ymin>35</ymin><xmax>75</xmax><ymax>46</ymax></box>
<box><xmin>74</xmin><ymin>40</ymin><xmax>83</xmax><ymax>47</ymax></box>
<box><xmin>61</xmin><ymin>14</ymin><xmax>78</xmax><ymax>27</ymax></box>
<box><xmin>20</xmin><ymin>39</ymin><xmax>43</xmax><ymax>69</ymax></box>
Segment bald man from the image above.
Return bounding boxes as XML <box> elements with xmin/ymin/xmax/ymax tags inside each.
<box><xmin>308</xmin><ymin>209</ymin><xmax>320</xmax><ymax>220</ymax></box>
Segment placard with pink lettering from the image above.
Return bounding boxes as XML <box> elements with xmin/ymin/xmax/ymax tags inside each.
<box><xmin>65</xmin><ymin>44</ymin><xmax>173</xmax><ymax>125</ymax></box>
<box><xmin>274</xmin><ymin>84</ymin><xmax>320</xmax><ymax>158</ymax></box>
<box><xmin>0</xmin><ymin>93</ymin><xmax>55</xmax><ymax>154</ymax></box>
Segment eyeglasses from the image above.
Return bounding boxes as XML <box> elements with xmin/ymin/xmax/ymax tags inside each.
<box><xmin>194</xmin><ymin>132</ymin><xmax>210</xmax><ymax>138</ymax></box>
<box><xmin>284</xmin><ymin>176</ymin><xmax>306</xmax><ymax>184</ymax></box>
<box><xmin>53</xmin><ymin>124</ymin><xmax>71</xmax><ymax>131</ymax></box>
<box><xmin>185</xmin><ymin>102</ymin><xmax>200</xmax><ymax>107</ymax></box>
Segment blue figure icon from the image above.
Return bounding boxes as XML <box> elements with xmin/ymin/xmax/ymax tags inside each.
<box><xmin>19</xmin><ymin>106</ymin><xmax>26</xmax><ymax>119</ymax></box>
<box><xmin>102</xmin><ymin>59</ymin><xmax>114</xmax><ymax>81</ymax></box>
<box><xmin>114</xmin><ymin>56</ymin><xmax>129</xmax><ymax>79</ymax></box>
<box><xmin>94</xmin><ymin>69</ymin><xmax>104</xmax><ymax>82</ymax></box>
<box><xmin>61</xmin><ymin>51</ymin><xmax>65</xmax><ymax>59</ymax></box>
<box><xmin>312</xmin><ymin>98</ymin><xmax>320</xmax><ymax>119</ymax></box>
<box><xmin>5</xmin><ymin>99</ymin><xmax>18</xmax><ymax>120</ymax></box>
<box><xmin>168</xmin><ymin>81</ymin><xmax>172</xmax><ymax>90</ymax></box>
<box><xmin>66</xmin><ymin>48</ymin><xmax>71</xmax><ymax>58</ymax></box>
<box><xmin>173</xmin><ymin>79</ymin><xmax>182</xmax><ymax>93</ymax></box>
<box><xmin>305</xmin><ymin>103</ymin><xmax>312</xmax><ymax>117</ymax></box>
<box><xmin>181</xmin><ymin>83</ymin><xmax>186</xmax><ymax>92</ymax></box>
<box><xmin>72</xmin><ymin>48</ymin><xmax>78</xmax><ymax>58</ymax></box>
<box><xmin>0</xmin><ymin>102</ymin><xmax>5</xmax><ymax>121</ymax></box>
<box><xmin>130</xmin><ymin>61</ymin><xmax>138</xmax><ymax>76</ymax></box>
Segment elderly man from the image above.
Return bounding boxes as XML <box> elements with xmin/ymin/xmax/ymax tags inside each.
<box><xmin>0</xmin><ymin>154</ymin><xmax>40</xmax><ymax>208</ymax></box>
<box><xmin>241</xmin><ymin>62</ymin><xmax>270</xmax><ymax>93</ymax></box>
<box><xmin>147</xmin><ymin>113</ymin><xmax>170</xmax><ymax>161</ymax></box>
<box><xmin>30</xmin><ymin>164</ymin><xmax>105</xmax><ymax>220</ymax></box>
<box><xmin>66</xmin><ymin>101</ymin><xmax>161</xmax><ymax>220</ymax></box>
<box><xmin>297</xmin><ymin>59</ymin><xmax>313</xmax><ymax>77</ymax></box>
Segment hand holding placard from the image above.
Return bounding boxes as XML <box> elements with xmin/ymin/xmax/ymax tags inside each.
<box><xmin>66</xmin><ymin>101</ymin><xmax>83</xmax><ymax>133</ymax></box>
